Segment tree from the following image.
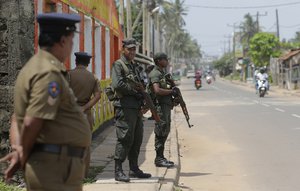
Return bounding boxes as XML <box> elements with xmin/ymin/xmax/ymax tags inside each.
<box><xmin>213</xmin><ymin>52</ymin><xmax>233</xmax><ymax>77</ymax></box>
<box><xmin>240</xmin><ymin>13</ymin><xmax>259</xmax><ymax>56</ymax></box>
<box><xmin>249</xmin><ymin>32</ymin><xmax>280</xmax><ymax>67</ymax></box>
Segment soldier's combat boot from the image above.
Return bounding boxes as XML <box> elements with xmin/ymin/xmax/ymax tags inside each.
<box><xmin>115</xmin><ymin>160</ymin><xmax>130</xmax><ymax>182</ymax></box>
<box><xmin>129</xmin><ymin>160</ymin><xmax>151</xmax><ymax>178</ymax></box>
<box><xmin>154</xmin><ymin>148</ymin><xmax>174</xmax><ymax>168</ymax></box>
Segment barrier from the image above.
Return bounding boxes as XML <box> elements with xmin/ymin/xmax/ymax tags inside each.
<box><xmin>92</xmin><ymin>79</ymin><xmax>114</xmax><ymax>132</ymax></box>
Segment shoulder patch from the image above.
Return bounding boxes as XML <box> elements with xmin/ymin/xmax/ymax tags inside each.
<box><xmin>48</xmin><ymin>81</ymin><xmax>60</xmax><ymax>98</ymax></box>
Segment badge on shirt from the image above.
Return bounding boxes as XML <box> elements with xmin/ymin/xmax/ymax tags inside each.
<box><xmin>47</xmin><ymin>81</ymin><xmax>60</xmax><ymax>105</ymax></box>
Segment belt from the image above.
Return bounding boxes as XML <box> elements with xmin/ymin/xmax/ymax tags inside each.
<box><xmin>33</xmin><ymin>143</ymin><xmax>86</xmax><ymax>158</ymax></box>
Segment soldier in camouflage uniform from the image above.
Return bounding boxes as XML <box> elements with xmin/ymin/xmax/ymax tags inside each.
<box><xmin>111</xmin><ymin>38</ymin><xmax>151</xmax><ymax>182</ymax></box>
<box><xmin>148</xmin><ymin>52</ymin><xmax>177</xmax><ymax>168</ymax></box>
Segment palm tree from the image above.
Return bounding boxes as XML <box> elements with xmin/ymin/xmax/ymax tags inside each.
<box><xmin>240</xmin><ymin>13</ymin><xmax>259</xmax><ymax>55</ymax></box>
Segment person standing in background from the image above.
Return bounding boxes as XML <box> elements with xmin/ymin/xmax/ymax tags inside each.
<box><xmin>111</xmin><ymin>38</ymin><xmax>151</xmax><ymax>182</ymax></box>
<box><xmin>68</xmin><ymin>51</ymin><xmax>101</xmax><ymax>176</ymax></box>
<box><xmin>148</xmin><ymin>52</ymin><xmax>176</xmax><ymax>168</ymax></box>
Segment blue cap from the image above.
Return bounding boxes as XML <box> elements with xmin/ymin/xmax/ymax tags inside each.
<box><xmin>75</xmin><ymin>52</ymin><xmax>92</xmax><ymax>65</ymax></box>
<box><xmin>37</xmin><ymin>13</ymin><xmax>81</xmax><ymax>33</ymax></box>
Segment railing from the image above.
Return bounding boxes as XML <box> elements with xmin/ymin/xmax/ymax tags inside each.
<box><xmin>91</xmin><ymin>79</ymin><xmax>114</xmax><ymax>132</ymax></box>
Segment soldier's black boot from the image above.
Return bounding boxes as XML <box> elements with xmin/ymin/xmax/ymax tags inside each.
<box><xmin>154</xmin><ymin>148</ymin><xmax>174</xmax><ymax>168</ymax></box>
<box><xmin>129</xmin><ymin>160</ymin><xmax>151</xmax><ymax>178</ymax></box>
<box><xmin>115</xmin><ymin>160</ymin><xmax>130</xmax><ymax>182</ymax></box>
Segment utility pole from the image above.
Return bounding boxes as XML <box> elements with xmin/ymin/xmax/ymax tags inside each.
<box><xmin>227</xmin><ymin>23</ymin><xmax>240</xmax><ymax>72</ymax></box>
<box><xmin>255</xmin><ymin>11</ymin><xmax>268</xmax><ymax>31</ymax></box>
<box><xmin>224</xmin><ymin>35</ymin><xmax>232</xmax><ymax>53</ymax></box>
<box><xmin>126</xmin><ymin>0</ymin><xmax>132</xmax><ymax>38</ymax></box>
<box><xmin>276</xmin><ymin>9</ymin><xmax>280</xmax><ymax>39</ymax></box>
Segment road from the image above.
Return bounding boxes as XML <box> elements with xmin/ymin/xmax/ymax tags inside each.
<box><xmin>174</xmin><ymin>78</ymin><xmax>300</xmax><ymax>191</ymax></box>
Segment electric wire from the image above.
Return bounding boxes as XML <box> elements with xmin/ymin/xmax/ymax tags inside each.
<box><xmin>186</xmin><ymin>1</ymin><xmax>300</xmax><ymax>9</ymax></box>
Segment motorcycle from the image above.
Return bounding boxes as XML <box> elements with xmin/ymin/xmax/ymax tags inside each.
<box><xmin>206</xmin><ymin>75</ymin><xmax>212</xmax><ymax>84</ymax></box>
<box><xmin>194</xmin><ymin>79</ymin><xmax>202</xmax><ymax>90</ymax></box>
<box><xmin>257</xmin><ymin>79</ymin><xmax>267</xmax><ymax>97</ymax></box>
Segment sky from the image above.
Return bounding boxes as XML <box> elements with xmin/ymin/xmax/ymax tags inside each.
<box><xmin>183</xmin><ymin>0</ymin><xmax>300</xmax><ymax>57</ymax></box>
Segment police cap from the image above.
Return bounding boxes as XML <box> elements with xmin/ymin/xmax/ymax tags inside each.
<box><xmin>75</xmin><ymin>52</ymin><xmax>92</xmax><ymax>65</ymax></box>
<box><xmin>154</xmin><ymin>52</ymin><xmax>168</xmax><ymax>61</ymax></box>
<box><xmin>122</xmin><ymin>38</ymin><xmax>137</xmax><ymax>48</ymax></box>
<box><xmin>37</xmin><ymin>13</ymin><xmax>81</xmax><ymax>34</ymax></box>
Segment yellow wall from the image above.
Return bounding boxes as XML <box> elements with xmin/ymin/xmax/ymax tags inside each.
<box><xmin>92</xmin><ymin>79</ymin><xmax>114</xmax><ymax>132</ymax></box>
<box><xmin>61</xmin><ymin>0</ymin><xmax>120</xmax><ymax>33</ymax></box>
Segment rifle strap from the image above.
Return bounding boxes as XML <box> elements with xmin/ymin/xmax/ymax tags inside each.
<box><xmin>116</xmin><ymin>59</ymin><xmax>129</xmax><ymax>76</ymax></box>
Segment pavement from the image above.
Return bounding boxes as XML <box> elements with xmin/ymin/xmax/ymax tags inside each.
<box><xmin>83</xmin><ymin>112</ymin><xmax>180</xmax><ymax>191</ymax></box>
<box><xmin>83</xmin><ymin>79</ymin><xmax>299</xmax><ymax>191</ymax></box>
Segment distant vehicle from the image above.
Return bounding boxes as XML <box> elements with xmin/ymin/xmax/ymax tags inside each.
<box><xmin>186</xmin><ymin>70</ymin><xmax>195</xmax><ymax>79</ymax></box>
<box><xmin>172</xmin><ymin>71</ymin><xmax>181</xmax><ymax>86</ymax></box>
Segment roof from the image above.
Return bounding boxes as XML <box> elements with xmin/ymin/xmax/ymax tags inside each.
<box><xmin>280</xmin><ymin>49</ymin><xmax>300</xmax><ymax>61</ymax></box>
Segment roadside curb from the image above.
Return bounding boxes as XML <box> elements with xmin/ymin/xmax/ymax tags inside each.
<box><xmin>159</xmin><ymin>113</ymin><xmax>180</xmax><ymax>190</ymax></box>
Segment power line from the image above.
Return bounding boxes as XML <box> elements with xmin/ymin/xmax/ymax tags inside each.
<box><xmin>186</xmin><ymin>1</ymin><xmax>300</xmax><ymax>9</ymax></box>
<box><xmin>280</xmin><ymin>24</ymin><xmax>300</xmax><ymax>28</ymax></box>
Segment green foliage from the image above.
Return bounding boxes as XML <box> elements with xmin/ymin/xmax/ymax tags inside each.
<box><xmin>249</xmin><ymin>32</ymin><xmax>280</xmax><ymax>67</ymax></box>
<box><xmin>83</xmin><ymin>166</ymin><xmax>104</xmax><ymax>184</ymax></box>
<box><xmin>213</xmin><ymin>53</ymin><xmax>233</xmax><ymax>77</ymax></box>
<box><xmin>0</xmin><ymin>181</ymin><xmax>24</xmax><ymax>191</ymax></box>
<box><xmin>280</xmin><ymin>41</ymin><xmax>300</xmax><ymax>51</ymax></box>
<box><xmin>159</xmin><ymin>0</ymin><xmax>201</xmax><ymax>60</ymax></box>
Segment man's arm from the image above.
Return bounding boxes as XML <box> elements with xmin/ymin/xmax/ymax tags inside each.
<box><xmin>82</xmin><ymin>92</ymin><xmax>101</xmax><ymax>112</ymax></box>
<box><xmin>152</xmin><ymin>83</ymin><xmax>172</xmax><ymax>96</ymax></box>
<box><xmin>0</xmin><ymin>114</ymin><xmax>43</xmax><ymax>181</ymax></box>
<box><xmin>21</xmin><ymin>116</ymin><xmax>44</xmax><ymax>167</ymax></box>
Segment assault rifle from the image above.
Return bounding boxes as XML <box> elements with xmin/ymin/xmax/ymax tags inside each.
<box><xmin>165</xmin><ymin>73</ymin><xmax>193</xmax><ymax>128</ymax></box>
<box><xmin>127</xmin><ymin>76</ymin><xmax>166</xmax><ymax>129</ymax></box>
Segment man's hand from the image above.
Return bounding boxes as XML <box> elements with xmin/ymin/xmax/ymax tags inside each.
<box><xmin>134</xmin><ymin>83</ymin><xmax>144</xmax><ymax>92</ymax></box>
<box><xmin>171</xmin><ymin>87</ymin><xmax>179</xmax><ymax>96</ymax></box>
<box><xmin>0</xmin><ymin>151</ymin><xmax>21</xmax><ymax>182</ymax></box>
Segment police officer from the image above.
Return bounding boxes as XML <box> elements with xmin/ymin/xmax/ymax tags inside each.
<box><xmin>111</xmin><ymin>38</ymin><xmax>151</xmax><ymax>182</ymax></box>
<box><xmin>0</xmin><ymin>13</ymin><xmax>91</xmax><ymax>190</ymax></box>
<box><xmin>69</xmin><ymin>52</ymin><xmax>101</xmax><ymax>129</ymax></box>
<box><xmin>148</xmin><ymin>52</ymin><xmax>176</xmax><ymax>168</ymax></box>
<box><xmin>68</xmin><ymin>51</ymin><xmax>101</xmax><ymax>177</ymax></box>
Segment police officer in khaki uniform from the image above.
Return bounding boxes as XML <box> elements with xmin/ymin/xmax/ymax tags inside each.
<box><xmin>148</xmin><ymin>52</ymin><xmax>177</xmax><ymax>168</ymax></box>
<box><xmin>68</xmin><ymin>51</ymin><xmax>101</xmax><ymax>177</ymax></box>
<box><xmin>0</xmin><ymin>13</ymin><xmax>91</xmax><ymax>191</ymax></box>
<box><xmin>111</xmin><ymin>38</ymin><xmax>151</xmax><ymax>182</ymax></box>
<box><xmin>69</xmin><ymin>52</ymin><xmax>101</xmax><ymax>129</ymax></box>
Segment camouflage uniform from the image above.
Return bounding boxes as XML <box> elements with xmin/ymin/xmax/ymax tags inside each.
<box><xmin>148</xmin><ymin>52</ymin><xmax>175</xmax><ymax>168</ymax></box>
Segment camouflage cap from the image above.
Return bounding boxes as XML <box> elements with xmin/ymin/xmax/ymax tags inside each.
<box><xmin>122</xmin><ymin>38</ymin><xmax>137</xmax><ymax>48</ymax></box>
<box><xmin>153</xmin><ymin>52</ymin><xmax>168</xmax><ymax>61</ymax></box>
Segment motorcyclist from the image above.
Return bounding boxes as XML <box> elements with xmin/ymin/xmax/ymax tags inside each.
<box><xmin>256</xmin><ymin>67</ymin><xmax>269</xmax><ymax>93</ymax></box>
<box><xmin>194</xmin><ymin>71</ymin><xmax>202</xmax><ymax>88</ymax></box>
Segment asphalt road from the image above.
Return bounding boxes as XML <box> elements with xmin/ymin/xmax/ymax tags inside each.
<box><xmin>175</xmin><ymin>77</ymin><xmax>300</xmax><ymax>191</ymax></box>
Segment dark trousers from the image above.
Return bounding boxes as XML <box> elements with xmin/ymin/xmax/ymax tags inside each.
<box><xmin>114</xmin><ymin>107</ymin><xmax>144</xmax><ymax>163</ymax></box>
<box><xmin>154</xmin><ymin>104</ymin><xmax>171</xmax><ymax>151</ymax></box>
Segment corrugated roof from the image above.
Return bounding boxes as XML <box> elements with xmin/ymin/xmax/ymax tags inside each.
<box><xmin>280</xmin><ymin>49</ymin><xmax>300</xmax><ymax>61</ymax></box>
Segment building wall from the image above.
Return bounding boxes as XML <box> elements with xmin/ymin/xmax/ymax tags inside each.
<box><xmin>0</xmin><ymin>0</ymin><xmax>35</xmax><ymax>135</ymax></box>
<box><xmin>0</xmin><ymin>0</ymin><xmax>123</xmax><ymax>136</ymax></box>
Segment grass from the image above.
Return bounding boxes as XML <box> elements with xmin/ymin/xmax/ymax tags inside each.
<box><xmin>0</xmin><ymin>181</ymin><xmax>24</xmax><ymax>191</ymax></box>
<box><xmin>83</xmin><ymin>166</ymin><xmax>104</xmax><ymax>184</ymax></box>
